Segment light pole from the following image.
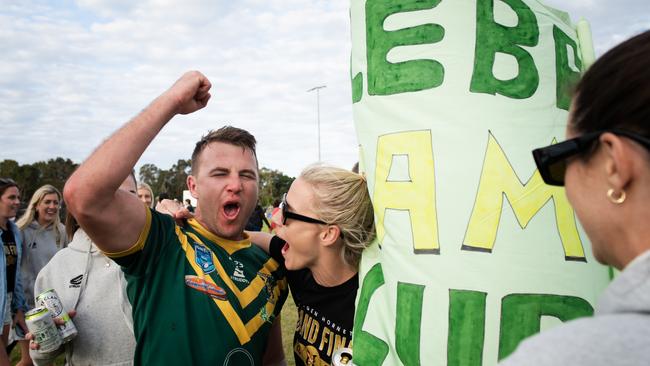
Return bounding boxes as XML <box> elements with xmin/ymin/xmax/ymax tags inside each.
<box><xmin>307</xmin><ymin>85</ymin><xmax>326</xmax><ymax>161</ymax></box>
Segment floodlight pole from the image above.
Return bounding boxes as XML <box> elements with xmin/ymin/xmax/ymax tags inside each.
<box><xmin>307</xmin><ymin>85</ymin><xmax>326</xmax><ymax>161</ymax></box>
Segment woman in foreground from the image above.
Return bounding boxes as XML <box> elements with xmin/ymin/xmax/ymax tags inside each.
<box><xmin>501</xmin><ymin>30</ymin><xmax>650</xmax><ymax>365</ymax></box>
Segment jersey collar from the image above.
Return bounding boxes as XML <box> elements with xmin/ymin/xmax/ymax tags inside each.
<box><xmin>187</xmin><ymin>218</ymin><xmax>251</xmax><ymax>255</ymax></box>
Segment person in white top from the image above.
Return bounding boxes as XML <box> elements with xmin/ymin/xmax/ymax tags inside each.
<box><xmin>28</xmin><ymin>174</ymin><xmax>137</xmax><ymax>366</ymax></box>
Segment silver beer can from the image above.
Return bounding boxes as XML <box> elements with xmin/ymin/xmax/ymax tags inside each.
<box><xmin>36</xmin><ymin>289</ymin><xmax>78</xmax><ymax>343</ymax></box>
<box><xmin>332</xmin><ymin>347</ymin><xmax>355</xmax><ymax>366</ymax></box>
<box><xmin>25</xmin><ymin>307</ymin><xmax>63</xmax><ymax>353</ymax></box>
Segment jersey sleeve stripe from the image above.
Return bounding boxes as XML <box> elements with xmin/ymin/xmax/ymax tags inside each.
<box><xmin>104</xmin><ymin>204</ymin><xmax>152</xmax><ymax>258</ymax></box>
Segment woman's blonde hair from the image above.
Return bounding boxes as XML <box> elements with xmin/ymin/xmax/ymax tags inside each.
<box><xmin>16</xmin><ymin>184</ymin><xmax>66</xmax><ymax>247</ymax></box>
<box><xmin>137</xmin><ymin>182</ymin><xmax>155</xmax><ymax>208</ymax></box>
<box><xmin>300</xmin><ymin>164</ymin><xmax>376</xmax><ymax>268</ymax></box>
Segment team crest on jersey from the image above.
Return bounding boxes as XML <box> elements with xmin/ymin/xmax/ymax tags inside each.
<box><xmin>230</xmin><ymin>260</ymin><xmax>250</xmax><ymax>284</ymax></box>
<box><xmin>184</xmin><ymin>275</ymin><xmax>227</xmax><ymax>300</ymax></box>
<box><xmin>194</xmin><ymin>244</ymin><xmax>215</xmax><ymax>274</ymax></box>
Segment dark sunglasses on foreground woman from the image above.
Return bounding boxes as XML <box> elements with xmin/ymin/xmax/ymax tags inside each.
<box><xmin>532</xmin><ymin>129</ymin><xmax>650</xmax><ymax>186</ymax></box>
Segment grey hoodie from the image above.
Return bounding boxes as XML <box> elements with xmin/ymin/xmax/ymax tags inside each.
<box><xmin>500</xmin><ymin>250</ymin><xmax>650</xmax><ymax>366</ymax></box>
<box><xmin>30</xmin><ymin>229</ymin><xmax>135</xmax><ymax>366</ymax></box>
<box><xmin>20</xmin><ymin>220</ymin><xmax>67</xmax><ymax>308</ymax></box>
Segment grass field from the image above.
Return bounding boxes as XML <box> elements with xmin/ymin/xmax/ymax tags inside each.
<box><xmin>281</xmin><ymin>292</ymin><xmax>299</xmax><ymax>366</ymax></box>
<box><xmin>262</xmin><ymin>222</ymin><xmax>302</xmax><ymax>365</ymax></box>
<box><xmin>9</xmin><ymin>341</ymin><xmax>65</xmax><ymax>365</ymax></box>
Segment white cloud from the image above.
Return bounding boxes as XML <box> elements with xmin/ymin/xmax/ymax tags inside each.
<box><xmin>0</xmin><ymin>0</ymin><xmax>647</xmax><ymax>181</ymax></box>
<box><xmin>544</xmin><ymin>0</ymin><xmax>649</xmax><ymax>55</ymax></box>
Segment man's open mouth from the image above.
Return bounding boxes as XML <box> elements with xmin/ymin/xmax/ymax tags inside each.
<box><xmin>223</xmin><ymin>202</ymin><xmax>241</xmax><ymax>220</ymax></box>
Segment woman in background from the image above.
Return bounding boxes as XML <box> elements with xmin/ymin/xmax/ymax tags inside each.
<box><xmin>16</xmin><ymin>184</ymin><xmax>68</xmax><ymax>365</ymax></box>
<box><xmin>0</xmin><ymin>178</ymin><xmax>28</xmax><ymax>366</ymax></box>
<box><xmin>17</xmin><ymin>185</ymin><xmax>68</xmax><ymax>308</ymax></box>
<box><xmin>501</xmin><ymin>30</ymin><xmax>650</xmax><ymax>366</ymax></box>
<box><xmin>137</xmin><ymin>182</ymin><xmax>154</xmax><ymax>209</ymax></box>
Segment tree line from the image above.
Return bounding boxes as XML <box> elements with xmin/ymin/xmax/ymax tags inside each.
<box><xmin>1</xmin><ymin>158</ymin><xmax>293</xmax><ymax>210</ymax></box>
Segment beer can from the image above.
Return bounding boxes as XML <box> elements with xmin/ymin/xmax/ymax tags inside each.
<box><xmin>25</xmin><ymin>307</ymin><xmax>63</xmax><ymax>353</ymax></box>
<box><xmin>36</xmin><ymin>289</ymin><xmax>78</xmax><ymax>343</ymax></box>
<box><xmin>332</xmin><ymin>347</ymin><xmax>355</xmax><ymax>366</ymax></box>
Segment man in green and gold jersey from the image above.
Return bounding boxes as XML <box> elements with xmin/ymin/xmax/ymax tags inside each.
<box><xmin>64</xmin><ymin>71</ymin><xmax>288</xmax><ymax>365</ymax></box>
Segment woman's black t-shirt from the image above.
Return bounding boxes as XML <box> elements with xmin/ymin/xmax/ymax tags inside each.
<box><xmin>269</xmin><ymin>236</ymin><xmax>357</xmax><ymax>366</ymax></box>
<box><xmin>1</xmin><ymin>225</ymin><xmax>17</xmax><ymax>293</ymax></box>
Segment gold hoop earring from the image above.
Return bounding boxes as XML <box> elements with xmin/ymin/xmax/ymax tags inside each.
<box><xmin>607</xmin><ymin>188</ymin><xmax>626</xmax><ymax>204</ymax></box>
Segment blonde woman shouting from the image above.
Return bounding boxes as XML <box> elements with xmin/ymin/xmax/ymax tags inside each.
<box><xmin>248</xmin><ymin>164</ymin><xmax>376</xmax><ymax>366</ymax></box>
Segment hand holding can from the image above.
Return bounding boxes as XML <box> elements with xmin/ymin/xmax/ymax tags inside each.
<box><xmin>27</xmin><ymin>309</ymin><xmax>77</xmax><ymax>351</ymax></box>
<box><xmin>36</xmin><ymin>289</ymin><xmax>78</xmax><ymax>343</ymax></box>
<box><xmin>25</xmin><ymin>307</ymin><xmax>63</xmax><ymax>353</ymax></box>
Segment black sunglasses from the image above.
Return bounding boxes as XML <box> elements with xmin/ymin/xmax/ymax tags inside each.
<box><xmin>532</xmin><ymin>129</ymin><xmax>650</xmax><ymax>186</ymax></box>
<box><xmin>0</xmin><ymin>178</ymin><xmax>17</xmax><ymax>189</ymax></box>
<box><xmin>279</xmin><ymin>193</ymin><xmax>327</xmax><ymax>226</ymax></box>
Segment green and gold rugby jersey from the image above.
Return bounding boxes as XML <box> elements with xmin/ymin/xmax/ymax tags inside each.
<box><xmin>106</xmin><ymin>208</ymin><xmax>288</xmax><ymax>366</ymax></box>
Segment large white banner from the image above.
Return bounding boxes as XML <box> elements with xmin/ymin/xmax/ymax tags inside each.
<box><xmin>349</xmin><ymin>1</ymin><xmax>609</xmax><ymax>365</ymax></box>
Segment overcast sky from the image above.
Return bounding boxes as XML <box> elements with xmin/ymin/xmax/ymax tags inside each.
<box><xmin>1</xmin><ymin>0</ymin><xmax>648</xmax><ymax>178</ymax></box>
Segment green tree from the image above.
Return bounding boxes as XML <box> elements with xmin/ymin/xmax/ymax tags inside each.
<box><xmin>139</xmin><ymin>160</ymin><xmax>191</xmax><ymax>201</ymax></box>
<box><xmin>0</xmin><ymin>158</ymin><xmax>77</xmax><ymax>202</ymax></box>
<box><xmin>33</xmin><ymin>157</ymin><xmax>78</xmax><ymax>190</ymax></box>
<box><xmin>138</xmin><ymin>162</ymin><xmax>293</xmax><ymax>207</ymax></box>
<box><xmin>15</xmin><ymin>164</ymin><xmax>45</xmax><ymax>201</ymax></box>
<box><xmin>138</xmin><ymin>163</ymin><xmax>160</xmax><ymax>188</ymax></box>
<box><xmin>259</xmin><ymin>168</ymin><xmax>294</xmax><ymax>208</ymax></box>
<box><xmin>0</xmin><ymin>158</ymin><xmax>78</xmax><ymax>221</ymax></box>
<box><xmin>2</xmin><ymin>158</ymin><xmax>294</xmax><ymax>215</ymax></box>
<box><xmin>0</xmin><ymin>160</ymin><xmax>20</xmax><ymax>178</ymax></box>
<box><xmin>167</xmin><ymin>159</ymin><xmax>192</xmax><ymax>200</ymax></box>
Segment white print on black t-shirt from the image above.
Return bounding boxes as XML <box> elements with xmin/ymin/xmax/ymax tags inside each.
<box><xmin>294</xmin><ymin>305</ymin><xmax>351</xmax><ymax>364</ymax></box>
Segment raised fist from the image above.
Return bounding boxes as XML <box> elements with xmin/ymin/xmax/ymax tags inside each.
<box><xmin>164</xmin><ymin>71</ymin><xmax>212</xmax><ymax>115</ymax></box>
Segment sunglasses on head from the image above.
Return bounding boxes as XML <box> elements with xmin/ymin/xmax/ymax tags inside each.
<box><xmin>532</xmin><ymin>128</ymin><xmax>650</xmax><ymax>186</ymax></box>
<box><xmin>0</xmin><ymin>178</ymin><xmax>17</xmax><ymax>189</ymax></box>
<box><xmin>279</xmin><ymin>193</ymin><xmax>327</xmax><ymax>226</ymax></box>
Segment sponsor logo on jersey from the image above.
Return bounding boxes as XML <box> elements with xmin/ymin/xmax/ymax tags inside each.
<box><xmin>194</xmin><ymin>244</ymin><xmax>215</xmax><ymax>274</ymax></box>
<box><xmin>231</xmin><ymin>260</ymin><xmax>250</xmax><ymax>284</ymax></box>
<box><xmin>69</xmin><ymin>274</ymin><xmax>83</xmax><ymax>288</ymax></box>
<box><xmin>184</xmin><ymin>275</ymin><xmax>227</xmax><ymax>300</ymax></box>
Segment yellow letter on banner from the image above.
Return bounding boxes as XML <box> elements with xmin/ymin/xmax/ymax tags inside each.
<box><xmin>462</xmin><ymin>132</ymin><xmax>585</xmax><ymax>261</ymax></box>
<box><xmin>374</xmin><ymin>130</ymin><xmax>439</xmax><ymax>253</ymax></box>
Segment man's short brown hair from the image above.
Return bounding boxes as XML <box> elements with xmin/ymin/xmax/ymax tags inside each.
<box><xmin>191</xmin><ymin>126</ymin><xmax>258</xmax><ymax>174</ymax></box>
